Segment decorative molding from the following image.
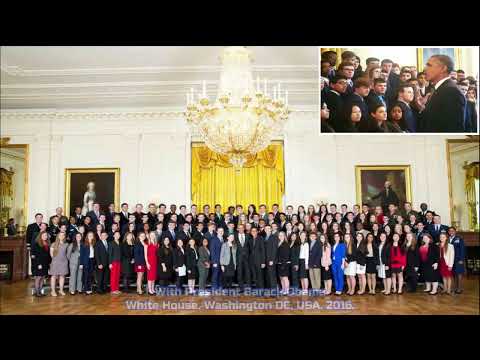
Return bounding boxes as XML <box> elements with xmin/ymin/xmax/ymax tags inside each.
<box><xmin>2</xmin><ymin>65</ymin><xmax>317</xmax><ymax>77</ymax></box>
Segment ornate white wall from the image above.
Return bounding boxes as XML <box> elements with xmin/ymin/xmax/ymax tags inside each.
<box><xmin>1</xmin><ymin>108</ymin><xmax>457</xmax><ymax>225</ymax></box>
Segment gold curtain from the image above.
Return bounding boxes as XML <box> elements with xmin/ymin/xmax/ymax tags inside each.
<box><xmin>321</xmin><ymin>48</ymin><xmax>346</xmax><ymax>68</ymax></box>
<box><xmin>464</xmin><ymin>162</ymin><xmax>479</xmax><ymax>231</ymax></box>
<box><xmin>191</xmin><ymin>143</ymin><xmax>285</xmax><ymax>211</ymax></box>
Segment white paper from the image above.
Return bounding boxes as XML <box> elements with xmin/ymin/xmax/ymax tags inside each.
<box><xmin>178</xmin><ymin>265</ymin><xmax>186</xmax><ymax>277</ymax></box>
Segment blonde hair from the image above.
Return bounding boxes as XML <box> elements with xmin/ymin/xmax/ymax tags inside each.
<box><xmin>52</xmin><ymin>232</ymin><xmax>66</xmax><ymax>257</ymax></box>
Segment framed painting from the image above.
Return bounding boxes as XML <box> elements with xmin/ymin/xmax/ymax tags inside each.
<box><xmin>355</xmin><ymin>165</ymin><xmax>412</xmax><ymax>210</ymax></box>
<box><xmin>417</xmin><ymin>48</ymin><xmax>461</xmax><ymax>72</ymax></box>
<box><xmin>64</xmin><ymin>168</ymin><xmax>120</xmax><ymax>217</ymax></box>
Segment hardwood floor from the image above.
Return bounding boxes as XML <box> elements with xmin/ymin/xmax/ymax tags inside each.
<box><xmin>1</xmin><ymin>278</ymin><xmax>478</xmax><ymax>315</ymax></box>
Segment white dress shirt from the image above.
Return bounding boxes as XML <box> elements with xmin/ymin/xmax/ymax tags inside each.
<box><xmin>300</xmin><ymin>242</ymin><xmax>310</xmax><ymax>269</ymax></box>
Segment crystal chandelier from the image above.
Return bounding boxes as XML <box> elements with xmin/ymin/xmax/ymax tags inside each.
<box><xmin>185</xmin><ymin>46</ymin><xmax>290</xmax><ymax>168</ymax></box>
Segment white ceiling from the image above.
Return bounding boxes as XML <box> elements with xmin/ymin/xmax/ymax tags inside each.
<box><xmin>1</xmin><ymin>46</ymin><xmax>319</xmax><ymax>109</ymax></box>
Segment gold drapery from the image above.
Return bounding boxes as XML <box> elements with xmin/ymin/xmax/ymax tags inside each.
<box><xmin>321</xmin><ymin>48</ymin><xmax>345</xmax><ymax>68</ymax></box>
<box><xmin>191</xmin><ymin>143</ymin><xmax>284</xmax><ymax>211</ymax></box>
<box><xmin>0</xmin><ymin>167</ymin><xmax>14</xmax><ymax>227</ymax></box>
<box><xmin>464</xmin><ymin>162</ymin><xmax>479</xmax><ymax>231</ymax></box>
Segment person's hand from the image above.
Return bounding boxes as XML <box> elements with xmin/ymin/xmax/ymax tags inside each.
<box><xmin>109</xmin><ymin>264</ymin><xmax>113</xmax><ymax>269</ymax></box>
<box><xmin>131</xmin><ymin>259</ymin><xmax>135</xmax><ymax>264</ymax></box>
<box><xmin>414</xmin><ymin>267</ymin><xmax>418</xmax><ymax>272</ymax></box>
<box><xmin>448</xmin><ymin>267</ymin><xmax>452</xmax><ymax>271</ymax></box>
<box><xmin>401</xmin><ymin>266</ymin><xmax>404</xmax><ymax>271</ymax></box>
<box><xmin>188</xmin><ymin>270</ymin><xmax>191</xmax><ymax>274</ymax></box>
<box><xmin>147</xmin><ymin>263</ymin><xmax>150</xmax><ymax>271</ymax></box>
<box><xmin>79</xmin><ymin>265</ymin><xmax>83</xmax><ymax>269</ymax></box>
<box><xmin>31</xmin><ymin>255</ymin><xmax>35</xmax><ymax>259</ymax></box>
<box><xmin>261</xmin><ymin>263</ymin><xmax>265</xmax><ymax>268</ymax></box>
<box><xmin>98</xmin><ymin>264</ymin><xmax>103</xmax><ymax>269</ymax></box>
<box><xmin>268</xmin><ymin>261</ymin><xmax>273</xmax><ymax>266</ymax></box>
<box><xmin>221</xmin><ymin>266</ymin><xmax>225</xmax><ymax>272</ymax></box>
<box><xmin>175</xmin><ymin>268</ymin><xmax>179</xmax><ymax>272</ymax></box>
<box><xmin>305</xmin><ymin>266</ymin><xmax>309</xmax><ymax>270</ymax></box>
<box><xmin>38</xmin><ymin>265</ymin><xmax>42</xmax><ymax>269</ymax></box>
<box><xmin>294</xmin><ymin>265</ymin><xmax>299</xmax><ymax>271</ymax></box>
<box><xmin>213</xmin><ymin>263</ymin><xmax>218</xmax><ymax>268</ymax></box>
<box><xmin>432</xmin><ymin>263</ymin><xmax>438</xmax><ymax>270</ymax></box>
<box><xmin>162</xmin><ymin>264</ymin><xmax>166</xmax><ymax>272</ymax></box>
<box><xmin>385</xmin><ymin>266</ymin><xmax>389</xmax><ymax>270</ymax></box>
<box><xmin>326</xmin><ymin>266</ymin><xmax>329</xmax><ymax>271</ymax></box>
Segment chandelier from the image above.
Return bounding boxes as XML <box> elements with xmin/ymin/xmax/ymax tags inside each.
<box><xmin>185</xmin><ymin>46</ymin><xmax>290</xmax><ymax>168</ymax></box>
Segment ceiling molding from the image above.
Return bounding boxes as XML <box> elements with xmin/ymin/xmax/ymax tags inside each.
<box><xmin>1</xmin><ymin>65</ymin><xmax>317</xmax><ymax>77</ymax></box>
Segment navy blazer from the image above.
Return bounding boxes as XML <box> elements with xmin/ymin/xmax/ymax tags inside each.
<box><xmin>449</xmin><ymin>235</ymin><xmax>465</xmax><ymax>263</ymax></box>
<box><xmin>79</xmin><ymin>244</ymin><xmax>93</xmax><ymax>267</ymax></box>
<box><xmin>210</xmin><ymin>236</ymin><xmax>223</xmax><ymax>264</ymax></box>
<box><xmin>133</xmin><ymin>242</ymin><xmax>146</xmax><ymax>266</ymax></box>
<box><xmin>309</xmin><ymin>240</ymin><xmax>322</xmax><ymax>268</ymax></box>
<box><xmin>427</xmin><ymin>224</ymin><xmax>449</xmax><ymax>243</ymax></box>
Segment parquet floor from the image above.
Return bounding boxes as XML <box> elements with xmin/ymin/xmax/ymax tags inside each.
<box><xmin>1</xmin><ymin>278</ymin><xmax>478</xmax><ymax>315</ymax></box>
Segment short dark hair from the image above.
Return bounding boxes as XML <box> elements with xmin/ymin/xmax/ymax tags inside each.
<box><xmin>373</xmin><ymin>78</ymin><xmax>387</xmax><ymax>85</ymax></box>
<box><xmin>121</xmin><ymin>203</ymin><xmax>128</xmax><ymax>207</ymax></box>
<box><xmin>35</xmin><ymin>213</ymin><xmax>43</xmax><ymax>217</ymax></box>
<box><xmin>180</xmin><ymin>205</ymin><xmax>186</xmax><ymax>209</ymax></box>
<box><xmin>457</xmin><ymin>69</ymin><xmax>465</xmax><ymax>74</ymax></box>
<box><xmin>381</xmin><ymin>59</ymin><xmax>393</xmax><ymax>65</ymax></box>
<box><xmin>272</xmin><ymin>204</ymin><xmax>279</xmax><ymax>207</ymax></box>
<box><xmin>330</xmin><ymin>74</ymin><xmax>347</xmax><ymax>84</ymax></box>
<box><xmin>366</xmin><ymin>57</ymin><xmax>380</xmax><ymax>65</ymax></box>
<box><xmin>338</xmin><ymin>61</ymin><xmax>354</xmax><ymax>72</ymax></box>
<box><xmin>431</xmin><ymin>54</ymin><xmax>454</xmax><ymax>73</ymax></box>
<box><xmin>417</xmin><ymin>71</ymin><xmax>426</xmax><ymax>77</ymax></box>
<box><xmin>398</xmin><ymin>84</ymin><xmax>414</xmax><ymax>94</ymax></box>
<box><xmin>341</xmin><ymin>50</ymin><xmax>356</xmax><ymax>60</ymax></box>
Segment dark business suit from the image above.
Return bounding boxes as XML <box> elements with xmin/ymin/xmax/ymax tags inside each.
<box><xmin>162</xmin><ymin>229</ymin><xmax>177</xmax><ymax>248</ymax></box>
<box><xmin>265</xmin><ymin>234</ymin><xmax>279</xmax><ymax>290</ymax></box>
<box><xmin>464</xmin><ymin>100</ymin><xmax>478</xmax><ymax>133</ymax></box>
<box><xmin>427</xmin><ymin>224</ymin><xmax>449</xmax><ymax>244</ymax></box>
<box><xmin>236</xmin><ymin>232</ymin><xmax>251</xmax><ymax>289</ymax></box>
<box><xmin>94</xmin><ymin>239</ymin><xmax>110</xmax><ymax>293</ymax></box>
<box><xmin>420</xmin><ymin>78</ymin><xmax>466</xmax><ymax>132</ymax></box>
<box><xmin>74</xmin><ymin>214</ymin><xmax>85</xmax><ymax>226</ymax></box>
<box><xmin>26</xmin><ymin>222</ymin><xmax>42</xmax><ymax>246</ymax></box>
<box><xmin>249</xmin><ymin>235</ymin><xmax>266</xmax><ymax>288</ymax></box>
<box><xmin>324</xmin><ymin>89</ymin><xmax>345</xmax><ymax>132</ymax></box>
<box><xmin>366</xmin><ymin>91</ymin><xmax>388</xmax><ymax>114</ymax></box>
<box><xmin>386</xmin><ymin>72</ymin><xmax>400</xmax><ymax>105</ymax></box>
<box><xmin>86</xmin><ymin>211</ymin><xmax>101</xmax><ymax>226</ymax></box>
<box><xmin>119</xmin><ymin>211</ymin><xmax>130</xmax><ymax>228</ymax></box>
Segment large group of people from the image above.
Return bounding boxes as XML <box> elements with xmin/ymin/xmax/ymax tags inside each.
<box><xmin>321</xmin><ymin>50</ymin><xmax>478</xmax><ymax>133</ymax></box>
<box><xmin>25</xmin><ymin>193</ymin><xmax>466</xmax><ymax>298</ymax></box>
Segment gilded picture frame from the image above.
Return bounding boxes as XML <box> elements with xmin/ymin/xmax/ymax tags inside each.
<box><xmin>355</xmin><ymin>165</ymin><xmax>412</xmax><ymax>208</ymax></box>
<box><xmin>417</xmin><ymin>48</ymin><xmax>461</xmax><ymax>72</ymax></box>
<box><xmin>64</xmin><ymin>168</ymin><xmax>120</xmax><ymax>218</ymax></box>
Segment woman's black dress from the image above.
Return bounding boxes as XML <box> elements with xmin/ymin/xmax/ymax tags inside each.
<box><xmin>120</xmin><ymin>242</ymin><xmax>134</xmax><ymax>276</ymax></box>
<box><xmin>157</xmin><ymin>245</ymin><xmax>174</xmax><ymax>281</ymax></box>
<box><xmin>31</xmin><ymin>242</ymin><xmax>51</xmax><ymax>276</ymax></box>
<box><xmin>186</xmin><ymin>247</ymin><xmax>199</xmax><ymax>280</ymax></box>
<box><xmin>276</xmin><ymin>241</ymin><xmax>291</xmax><ymax>277</ymax></box>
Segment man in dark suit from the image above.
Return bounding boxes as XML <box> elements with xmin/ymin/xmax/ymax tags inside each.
<box><xmin>26</xmin><ymin>213</ymin><xmax>44</xmax><ymax>246</ymax></box>
<box><xmin>177</xmin><ymin>205</ymin><xmax>187</xmax><ymax>226</ymax></box>
<box><xmin>133</xmin><ymin>204</ymin><xmax>146</xmax><ymax>225</ymax></box>
<box><xmin>337</xmin><ymin>61</ymin><xmax>355</xmax><ymax>95</ymax></box>
<box><xmin>176</xmin><ymin>222</ymin><xmax>191</xmax><ymax>244</ymax></box>
<box><xmin>415</xmin><ymin>221</ymin><xmax>430</xmax><ymax>242</ymax></box>
<box><xmin>417</xmin><ymin>203</ymin><xmax>430</xmax><ymax>223</ymax></box>
<box><xmin>458</xmin><ymin>81</ymin><xmax>478</xmax><ymax>132</ymax></box>
<box><xmin>382</xmin><ymin>59</ymin><xmax>401</xmax><ymax>105</ymax></box>
<box><xmin>421</xmin><ymin>54</ymin><xmax>466</xmax><ymax>132</ymax></box>
<box><xmin>258</xmin><ymin>204</ymin><xmax>268</xmax><ymax>223</ymax></box>
<box><xmin>344</xmin><ymin>78</ymin><xmax>371</xmax><ymax>132</ymax></box>
<box><xmin>121</xmin><ymin>214</ymin><xmax>137</xmax><ymax>236</ymax></box>
<box><xmin>49</xmin><ymin>207</ymin><xmax>69</xmax><ymax>227</ymax></box>
<box><xmin>371</xmin><ymin>181</ymin><xmax>400</xmax><ymax>215</ymax></box>
<box><xmin>146</xmin><ymin>203</ymin><xmax>158</xmax><ymax>230</ymax></box>
<box><xmin>118</xmin><ymin>203</ymin><xmax>130</xmax><ymax>229</ymax></box>
<box><xmin>248</xmin><ymin>227</ymin><xmax>265</xmax><ymax>291</ymax></box>
<box><xmin>236</xmin><ymin>224</ymin><xmax>251</xmax><ymax>291</ymax></box>
<box><xmin>366</xmin><ymin>77</ymin><xmax>388</xmax><ymax>113</ymax></box>
<box><xmin>162</xmin><ymin>221</ymin><xmax>178</xmax><ymax>248</ymax></box>
<box><xmin>394</xmin><ymin>84</ymin><xmax>417</xmax><ymax>132</ymax></box>
<box><xmin>428</xmin><ymin>215</ymin><xmax>449</xmax><ymax>244</ymax></box>
<box><xmin>94</xmin><ymin>231</ymin><xmax>110</xmax><ymax>294</ymax></box>
<box><xmin>191</xmin><ymin>222</ymin><xmax>204</xmax><ymax>247</ymax></box>
<box><xmin>264</xmin><ymin>225</ymin><xmax>279</xmax><ymax>294</ymax></box>
<box><xmin>72</xmin><ymin>207</ymin><xmax>84</xmax><ymax>226</ymax></box>
<box><xmin>105</xmin><ymin>203</ymin><xmax>116</xmax><ymax>230</ymax></box>
<box><xmin>324</xmin><ymin>74</ymin><xmax>348</xmax><ymax>132</ymax></box>
<box><xmin>86</xmin><ymin>202</ymin><xmax>102</xmax><ymax>226</ymax></box>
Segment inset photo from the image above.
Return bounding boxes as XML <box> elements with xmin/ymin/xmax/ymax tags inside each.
<box><xmin>320</xmin><ymin>47</ymin><xmax>479</xmax><ymax>134</ymax></box>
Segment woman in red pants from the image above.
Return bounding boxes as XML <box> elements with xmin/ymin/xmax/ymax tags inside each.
<box><xmin>145</xmin><ymin>231</ymin><xmax>159</xmax><ymax>295</ymax></box>
<box><xmin>108</xmin><ymin>231</ymin><xmax>122</xmax><ymax>294</ymax></box>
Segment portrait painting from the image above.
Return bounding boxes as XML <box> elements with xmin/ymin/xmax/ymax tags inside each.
<box><xmin>417</xmin><ymin>48</ymin><xmax>461</xmax><ymax>72</ymax></box>
<box><xmin>64</xmin><ymin>168</ymin><xmax>120</xmax><ymax>217</ymax></box>
<box><xmin>355</xmin><ymin>165</ymin><xmax>412</xmax><ymax>209</ymax></box>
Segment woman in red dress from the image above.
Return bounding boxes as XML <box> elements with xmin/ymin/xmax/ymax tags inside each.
<box><xmin>145</xmin><ymin>231</ymin><xmax>159</xmax><ymax>295</ymax></box>
<box><xmin>438</xmin><ymin>232</ymin><xmax>454</xmax><ymax>295</ymax></box>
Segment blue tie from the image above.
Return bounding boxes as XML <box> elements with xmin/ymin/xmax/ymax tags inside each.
<box><xmin>378</xmin><ymin>95</ymin><xmax>386</xmax><ymax>107</ymax></box>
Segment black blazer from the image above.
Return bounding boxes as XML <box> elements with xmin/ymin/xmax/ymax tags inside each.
<box><xmin>265</xmin><ymin>234</ymin><xmax>279</xmax><ymax>263</ymax></box>
<box><xmin>173</xmin><ymin>248</ymin><xmax>186</xmax><ymax>269</ymax></box>
<box><xmin>185</xmin><ymin>247</ymin><xmax>198</xmax><ymax>272</ymax></box>
<box><xmin>379</xmin><ymin>243</ymin><xmax>391</xmax><ymax>266</ymax></box>
<box><xmin>26</xmin><ymin>223</ymin><xmax>42</xmax><ymax>246</ymax></box>
<box><xmin>405</xmin><ymin>246</ymin><xmax>420</xmax><ymax>274</ymax></box>
<box><xmin>248</xmin><ymin>235</ymin><xmax>266</xmax><ymax>266</ymax></box>
<box><xmin>289</xmin><ymin>243</ymin><xmax>300</xmax><ymax>266</ymax></box>
<box><xmin>108</xmin><ymin>241</ymin><xmax>121</xmax><ymax>263</ymax></box>
<box><xmin>119</xmin><ymin>211</ymin><xmax>130</xmax><ymax>228</ymax></box>
<box><xmin>420</xmin><ymin>78</ymin><xmax>466</xmax><ymax>132</ymax></box>
<box><xmin>324</xmin><ymin>90</ymin><xmax>345</xmax><ymax>132</ymax></box>
<box><xmin>95</xmin><ymin>240</ymin><xmax>109</xmax><ymax>267</ymax></box>
<box><xmin>236</xmin><ymin>233</ymin><xmax>250</xmax><ymax>261</ymax></box>
<box><xmin>86</xmin><ymin>211</ymin><xmax>101</xmax><ymax>225</ymax></box>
